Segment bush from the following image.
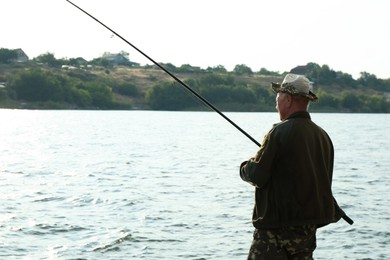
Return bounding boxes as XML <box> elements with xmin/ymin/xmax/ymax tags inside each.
<box><xmin>145</xmin><ymin>81</ymin><xmax>198</xmax><ymax>110</ymax></box>
<box><xmin>9</xmin><ymin>69</ymin><xmax>64</xmax><ymax>102</ymax></box>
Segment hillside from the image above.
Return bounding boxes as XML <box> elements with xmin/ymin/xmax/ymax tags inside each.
<box><xmin>0</xmin><ymin>62</ymin><xmax>389</xmax><ymax>113</ymax></box>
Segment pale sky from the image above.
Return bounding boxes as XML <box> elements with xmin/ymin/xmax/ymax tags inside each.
<box><xmin>1</xmin><ymin>0</ymin><xmax>390</xmax><ymax>79</ymax></box>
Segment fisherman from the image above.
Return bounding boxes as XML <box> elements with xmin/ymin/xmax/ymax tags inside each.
<box><xmin>240</xmin><ymin>74</ymin><xmax>352</xmax><ymax>259</ymax></box>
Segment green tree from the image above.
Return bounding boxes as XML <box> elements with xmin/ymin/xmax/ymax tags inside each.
<box><xmin>358</xmin><ymin>72</ymin><xmax>386</xmax><ymax>91</ymax></box>
<box><xmin>251</xmin><ymin>85</ymin><xmax>275</xmax><ymax>111</ymax></box>
<box><xmin>340</xmin><ymin>92</ymin><xmax>362</xmax><ymax>112</ymax></box>
<box><xmin>34</xmin><ymin>52</ymin><xmax>62</xmax><ymax>68</ymax></box>
<box><xmin>200</xmin><ymin>85</ymin><xmax>231</xmax><ymax>103</ymax></box>
<box><xmin>112</xmin><ymin>82</ymin><xmax>139</xmax><ymax>96</ymax></box>
<box><xmin>307</xmin><ymin>64</ymin><xmax>337</xmax><ymax>85</ymax></box>
<box><xmin>233</xmin><ymin>64</ymin><xmax>253</xmax><ymax>75</ymax></box>
<box><xmin>145</xmin><ymin>81</ymin><xmax>198</xmax><ymax>110</ymax></box>
<box><xmin>177</xmin><ymin>64</ymin><xmax>203</xmax><ymax>73</ymax></box>
<box><xmin>315</xmin><ymin>89</ymin><xmax>339</xmax><ymax>110</ymax></box>
<box><xmin>68</xmin><ymin>86</ymin><xmax>92</xmax><ymax>107</ymax></box>
<box><xmin>335</xmin><ymin>71</ymin><xmax>357</xmax><ymax>88</ymax></box>
<box><xmin>257</xmin><ymin>67</ymin><xmax>280</xmax><ymax>76</ymax></box>
<box><xmin>9</xmin><ymin>69</ymin><xmax>63</xmax><ymax>102</ymax></box>
<box><xmin>0</xmin><ymin>88</ymin><xmax>7</xmax><ymax>101</ymax></box>
<box><xmin>0</xmin><ymin>48</ymin><xmax>18</xmax><ymax>64</ymax></box>
<box><xmin>206</xmin><ymin>65</ymin><xmax>228</xmax><ymax>73</ymax></box>
<box><xmin>197</xmin><ymin>74</ymin><xmax>235</xmax><ymax>87</ymax></box>
<box><xmin>231</xmin><ymin>86</ymin><xmax>257</xmax><ymax>103</ymax></box>
<box><xmin>363</xmin><ymin>95</ymin><xmax>389</xmax><ymax>113</ymax></box>
<box><xmin>161</xmin><ymin>63</ymin><xmax>178</xmax><ymax>73</ymax></box>
<box><xmin>90</xmin><ymin>57</ymin><xmax>111</xmax><ymax>68</ymax></box>
<box><xmin>77</xmin><ymin>81</ymin><xmax>114</xmax><ymax>108</ymax></box>
<box><xmin>302</xmin><ymin>62</ymin><xmax>361</xmax><ymax>88</ymax></box>
<box><xmin>67</xmin><ymin>58</ymin><xmax>87</xmax><ymax>67</ymax></box>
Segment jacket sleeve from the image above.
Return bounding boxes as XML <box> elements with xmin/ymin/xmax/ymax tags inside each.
<box><xmin>240</xmin><ymin>129</ymin><xmax>278</xmax><ymax>189</ymax></box>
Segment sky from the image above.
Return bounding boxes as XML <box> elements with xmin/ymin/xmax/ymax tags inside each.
<box><xmin>1</xmin><ymin>0</ymin><xmax>390</xmax><ymax>79</ymax></box>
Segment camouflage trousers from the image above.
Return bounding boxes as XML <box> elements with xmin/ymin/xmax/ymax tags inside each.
<box><xmin>247</xmin><ymin>225</ymin><xmax>317</xmax><ymax>260</ymax></box>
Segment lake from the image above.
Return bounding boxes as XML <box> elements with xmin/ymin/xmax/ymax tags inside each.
<box><xmin>0</xmin><ymin>110</ymin><xmax>389</xmax><ymax>259</ymax></box>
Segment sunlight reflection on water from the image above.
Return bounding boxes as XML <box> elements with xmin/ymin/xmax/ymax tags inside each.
<box><xmin>0</xmin><ymin>110</ymin><xmax>388</xmax><ymax>259</ymax></box>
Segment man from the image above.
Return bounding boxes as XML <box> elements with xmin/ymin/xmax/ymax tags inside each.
<box><xmin>240</xmin><ymin>74</ymin><xmax>352</xmax><ymax>259</ymax></box>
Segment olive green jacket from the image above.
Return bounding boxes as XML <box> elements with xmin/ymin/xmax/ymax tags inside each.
<box><xmin>240</xmin><ymin>111</ymin><xmax>352</xmax><ymax>229</ymax></box>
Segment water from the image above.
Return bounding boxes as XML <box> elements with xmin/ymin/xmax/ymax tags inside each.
<box><xmin>0</xmin><ymin>110</ymin><xmax>388</xmax><ymax>259</ymax></box>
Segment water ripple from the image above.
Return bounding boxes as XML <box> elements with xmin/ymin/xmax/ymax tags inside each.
<box><xmin>0</xmin><ymin>111</ymin><xmax>388</xmax><ymax>259</ymax></box>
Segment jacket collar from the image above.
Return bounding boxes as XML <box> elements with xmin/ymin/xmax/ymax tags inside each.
<box><xmin>286</xmin><ymin>111</ymin><xmax>311</xmax><ymax>120</ymax></box>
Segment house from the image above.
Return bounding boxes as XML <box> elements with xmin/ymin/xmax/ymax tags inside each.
<box><xmin>74</xmin><ymin>57</ymin><xmax>88</xmax><ymax>65</ymax></box>
<box><xmin>102</xmin><ymin>52</ymin><xmax>129</xmax><ymax>66</ymax></box>
<box><xmin>13</xmin><ymin>48</ymin><xmax>29</xmax><ymax>63</ymax></box>
<box><xmin>290</xmin><ymin>65</ymin><xmax>310</xmax><ymax>75</ymax></box>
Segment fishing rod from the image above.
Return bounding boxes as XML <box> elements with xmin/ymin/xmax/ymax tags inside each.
<box><xmin>66</xmin><ymin>0</ymin><xmax>261</xmax><ymax>147</ymax></box>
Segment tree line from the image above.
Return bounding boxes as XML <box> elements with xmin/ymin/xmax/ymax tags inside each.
<box><xmin>0</xmin><ymin>48</ymin><xmax>389</xmax><ymax>112</ymax></box>
<box><xmin>145</xmin><ymin>74</ymin><xmax>389</xmax><ymax>113</ymax></box>
<box><xmin>3</xmin><ymin>68</ymin><xmax>138</xmax><ymax>109</ymax></box>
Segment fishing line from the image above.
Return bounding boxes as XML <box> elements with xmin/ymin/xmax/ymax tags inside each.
<box><xmin>66</xmin><ymin>0</ymin><xmax>261</xmax><ymax>147</ymax></box>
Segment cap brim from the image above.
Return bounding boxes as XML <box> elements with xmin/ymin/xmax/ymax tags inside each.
<box><xmin>271</xmin><ymin>82</ymin><xmax>282</xmax><ymax>93</ymax></box>
<box><xmin>308</xmin><ymin>91</ymin><xmax>318</xmax><ymax>101</ymax></box>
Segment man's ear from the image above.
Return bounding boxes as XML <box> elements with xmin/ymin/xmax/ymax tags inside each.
<box><xmin>286</xmin><ymin>94</ymin><xmax>293</xmax><ymax>107</ymax></box>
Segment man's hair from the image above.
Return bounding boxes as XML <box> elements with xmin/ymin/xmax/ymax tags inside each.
<box><xmin>292</xmin><ymin>94</ymin><xmax>310</xmax><ymax>110</ymax></box>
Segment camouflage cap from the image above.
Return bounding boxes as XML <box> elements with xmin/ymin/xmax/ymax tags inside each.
<box><xmin>272</xmin><ymin>74</ymin><xmax>318</xmax><ymax>101</ymax></box>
